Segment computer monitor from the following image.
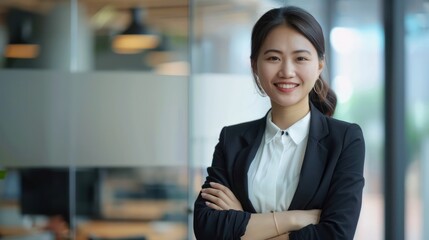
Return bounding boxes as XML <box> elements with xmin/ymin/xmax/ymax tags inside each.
<box><xmin>19</xmin><ymin>167</ymin><xmax>101</xmax><ymax>222</ymax></box>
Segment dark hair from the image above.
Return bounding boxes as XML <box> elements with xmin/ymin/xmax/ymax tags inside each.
<box><xmin>250</xmin><ymin>6</ymin><xmax>336</xmax><ymax>116</ymax></box>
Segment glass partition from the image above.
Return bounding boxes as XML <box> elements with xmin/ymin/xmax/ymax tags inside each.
<box><xmin>405</xmin><ymin>1</ymin><xmax>429</xmax><ymax>239</ymax></box>
<box><xmin>71</xmin><ymin>0</ymin><xmax>190</xmax><ymax>238</ymax></box>
<box><xmin>0</xmin><ymin>0</ymin><xmax>190</xmax><ymax>239</ymax></box>
<box><xmin>329</xmin><ymin>0</ymin><xmax>384</xmax><ymax>239</ymax></box>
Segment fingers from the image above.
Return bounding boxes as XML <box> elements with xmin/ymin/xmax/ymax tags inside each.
<box><xmin>201</xmin><ymin>186</ymin><xmax>231</xmax><ymax>210</ymax></box>
<box><xmin>200</xmin><ymin>182</ymin><xmax>243</xmax><ymax>211</ymax></box>
<box><xmin>202</xmin><ymin>183</ymin><xmax>232</xmax><ymax>203</ymax></box>
<box><xmin>201</xmin><ymin>191</ymin><xmax>228</xmax><ymax>210</ymax></box>
<box><xmin>208</xmin><ymin>182</ymin><xmax>235</xmax><ymax>200</ymax></box>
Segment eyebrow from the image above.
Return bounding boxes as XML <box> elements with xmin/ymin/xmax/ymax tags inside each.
<box><xmin>263</xmin><ymin>49</ymin><xmax>312</xmax><ymax>55</ymax></box>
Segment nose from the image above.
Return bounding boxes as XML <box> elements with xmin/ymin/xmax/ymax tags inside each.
<box><xmin>278</xmin><ymin>60</ymin><xmax>296</xmax><ymax>78</ymax></box>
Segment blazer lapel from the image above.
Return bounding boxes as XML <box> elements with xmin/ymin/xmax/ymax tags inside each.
<box><xmin>289</xmin><ymin>106</ymin><xmax>329</xmax><ymax>210</ymax></box>
<box><xmin>232</xmin><ymin>116</ymin><xmax>266</xmax><ymax>213</ymax></box>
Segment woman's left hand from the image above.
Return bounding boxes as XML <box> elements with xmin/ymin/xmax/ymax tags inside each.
<box><xmin>200</xmin><ymin>182</ymin><xmax>243</xmax><ymax>211</ymax></box>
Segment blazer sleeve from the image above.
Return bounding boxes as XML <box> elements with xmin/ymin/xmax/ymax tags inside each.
<box><xmin>289</xmin><ymin>124</ymin><xmax>366</xmax><ymax>240</ymax></box>
<box><xmin>193</xmin><ymin>127</ymin><xmax>251</xmax><ymax>240</ymax></box>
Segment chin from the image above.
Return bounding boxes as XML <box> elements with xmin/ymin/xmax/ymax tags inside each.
<box><xmin>271</xmin><ymin>97</ymin><xmax>308</xmax><ymax>109</ymax></box>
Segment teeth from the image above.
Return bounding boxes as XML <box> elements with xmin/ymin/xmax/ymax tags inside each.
<box><xmin>277</xmin><ymin>83</ymin><xmax>297</xmax><ymax>89</ymax></box>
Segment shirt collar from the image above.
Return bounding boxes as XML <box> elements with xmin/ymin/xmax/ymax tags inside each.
<box><xmin>264</xmin><ymin>110</ymin><xmax>311</xmax><ymax>145</ymax></box>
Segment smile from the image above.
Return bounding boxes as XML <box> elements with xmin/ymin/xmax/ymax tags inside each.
<box><xmin>275</xmin><ymin>83</ymin><xmax>299</xmax><ymax>89</ymax></box>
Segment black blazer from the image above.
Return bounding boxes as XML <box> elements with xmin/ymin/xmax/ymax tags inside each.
<box><xmin>193</xmin><ymin>105</ymin><xmax>365</xmax><ymax>240</ymax></box>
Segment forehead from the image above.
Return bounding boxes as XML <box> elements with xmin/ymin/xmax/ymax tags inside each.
<box><xmin>261</xmin><ymin>25</ymin><xmax>316</xmax><ymax>53</ymax></box>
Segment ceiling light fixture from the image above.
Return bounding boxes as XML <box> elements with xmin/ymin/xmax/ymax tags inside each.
<box><xmin>4</xmin><ymin>8</ymin><xmax>40</xmax><ymax>59</ymax></box>
<box><xmin>112</xmin><ymin>7</ymin><xmax>159</xmax><ymax>54</ymax></box>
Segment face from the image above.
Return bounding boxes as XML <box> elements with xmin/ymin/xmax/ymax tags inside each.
<box><xmin>253</xmin><ymin>25</ymin><xmax>324</xmax><ymax>111</ymax></box>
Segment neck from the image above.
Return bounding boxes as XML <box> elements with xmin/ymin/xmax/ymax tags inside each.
<box><xmin>270</xmin><ymin>102</ymin><xmax>310</xmax><ymax>130</ymax></box>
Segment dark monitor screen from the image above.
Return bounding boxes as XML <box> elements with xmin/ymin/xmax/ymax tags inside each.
<box><xmin>19</xmin><ymin>168</ymin><xmax>101</xmax><ymax>221</ymax></box>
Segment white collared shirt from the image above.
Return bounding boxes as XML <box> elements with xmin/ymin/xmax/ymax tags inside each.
<box><xmin>247</xmin><ymin>111</ymin><xmax>311</xmax><ymax>213</ymax></box>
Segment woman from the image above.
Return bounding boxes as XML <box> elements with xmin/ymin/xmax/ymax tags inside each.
<box><xmin>194</xmin><ymin>6</ymin><xmax>365</xmax><ymax>240</ymax></box>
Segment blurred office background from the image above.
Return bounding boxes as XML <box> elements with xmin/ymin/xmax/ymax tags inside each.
<box><xmin>0</xmin><ymin>0</ymin><xmax>427</xmax><ymax>239</ymax></box>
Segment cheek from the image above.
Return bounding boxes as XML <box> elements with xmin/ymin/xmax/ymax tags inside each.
<box><xmin>257</xmin><ymin>62</ymin><xmax>277</xmax><ymax>78</ymax></box>
<box><xmin>259</xmin><ymin>71</ymin><xmax>277</xmax><ymax>90</ymax></box>
<box><xmin>301</xmin><ymin>65</ymin><xmax>320</xmax><ymax>82</ymax></box>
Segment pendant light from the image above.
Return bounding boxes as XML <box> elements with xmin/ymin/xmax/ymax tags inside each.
<box><xmin>112</xmin><ymin>7</ymin><xmax>159</xmax><ymax>54</ymax></box>
<box><xmin>4</xmin><ymin>8</ymin><xmax>40</xmax><ymax>59</ymax></box>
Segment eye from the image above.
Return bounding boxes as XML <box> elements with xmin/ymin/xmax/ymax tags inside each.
<box><xmin>266</xmin><ymin>56</ymin><xmax>280</xmax><ymax>62</ymax></box>
<box><xmin>297</xmin><ymin>56</ymin><xmax>309</xmax><ymax>61</ymax></box>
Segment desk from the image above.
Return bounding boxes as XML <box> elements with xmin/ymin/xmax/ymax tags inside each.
<box><xmin>76</xmin><ymin>221</ymin><xmax>187</xmax><ymax>240</ymax></box>
<box><xmin>0</xmin><ymin>226</ymin><xmax>34</xmax><ymax>237</ymax></box>
<box><xmin>102</xmin><ymin>200</ymin><xmax>187</xmax><ymax>220</ymax></box>
<box><xmin>0</xmin><ymin>226</ymin><xmax>41</xmax><ymax>237</ymax></box>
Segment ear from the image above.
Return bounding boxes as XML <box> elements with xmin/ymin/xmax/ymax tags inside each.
<box><xmin>318</xmin><ymin>59</ymin><xmax>325</xmax><ymax>75</ymax></box>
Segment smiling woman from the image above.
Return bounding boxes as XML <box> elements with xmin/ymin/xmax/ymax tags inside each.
<box><xmin>253</xmin><ymin>25</ymin><xmax>324</xmax><ymax>127</ymax></box>
<box><xmin>193</xmin><ymin>6</ymin><xmax>365</xmax><ymax>240</ymax></box>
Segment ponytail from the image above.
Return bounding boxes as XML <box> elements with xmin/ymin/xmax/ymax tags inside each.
<box><xmin>309</xmin><ymin>77</ymin><xmax>337</xmax><ymax>117</ymax></box>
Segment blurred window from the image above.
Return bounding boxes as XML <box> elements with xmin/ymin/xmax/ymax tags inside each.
<box><xmin>405</xmin><ymin>1</ymin><xmax>429</xmax><ymax>239</ymax></box>
<box><xmin>330</xmin><ymin>1</ymin><xmax>384</xmax><ymax>239</ymax></box>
